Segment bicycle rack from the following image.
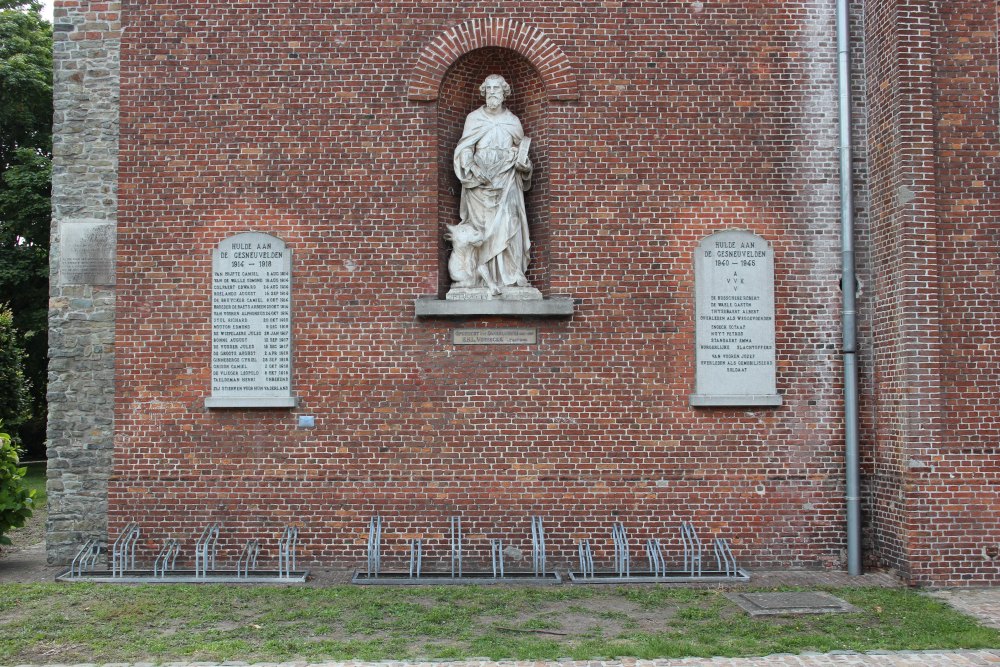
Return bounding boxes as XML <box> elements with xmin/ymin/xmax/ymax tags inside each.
<box><xmin>568</xmin><ymin>520</ymin><xmax>749</xmax><ymax>583</ymax></box>
<box><xmin>353</xmin><ymin>515</ymin><xmax>560</xmax><ymax>584</ymax></box>
<box><xmin>58</xmin><ymin>523</ymin><xmax>308</xmax><ymax>584</ymax></box>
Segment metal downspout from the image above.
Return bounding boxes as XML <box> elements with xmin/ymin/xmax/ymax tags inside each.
<box><xmin>837</xmin><ymin>0</ymin><xmax>862</xmax><ymax>576</ymax></box>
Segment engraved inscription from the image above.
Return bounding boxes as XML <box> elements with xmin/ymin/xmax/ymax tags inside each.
<box><xmin>692</xmin><ymin>230</ymin><xmax>779</xmax><ymax>404</ymax></box>
<box><xmin>453</xmin><ymin>328</ymin><xmax>537</xmax><ymax>345</ymax></box>
<box><xmin>60</xmin><ymin>221</ymin><xmax>116</xmax><ymax>285</ymax></box>
<box><xmin>210</xmin><ymin>232</ymin><xmax>293</xmax><ymax>403</ymax></box>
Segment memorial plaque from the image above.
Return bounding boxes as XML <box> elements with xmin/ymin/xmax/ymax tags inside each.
<box><xmin>59</xmin><ymin>220</ymin><xmax>116</xmax><ymax>285</ymax></box>
<box><xmin>690</xmin><ymin>230</ymin><xmax>781</xmax><ymax>407</ymax></box>
<box><xmin>206</xmin><ymin>232</ymin><xmax>297</xmax><ymax>408</ymax></box>
<box><xmin>453</xmin><ymin>328</ymin><xmax>537</xmax><ymax>345</ymax></box>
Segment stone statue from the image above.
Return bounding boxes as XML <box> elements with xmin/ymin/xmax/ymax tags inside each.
<box><xmin>447</xmin><ymin>74</ymin><xmax>540</xmax><ymax>300</ymax></box>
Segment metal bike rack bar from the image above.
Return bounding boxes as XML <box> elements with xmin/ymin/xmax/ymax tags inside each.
<box><xmin>277</xmin><ymin>526</ymin><xmax>299</xmax><ymax>579</ymax></box>
<box><xmin>70</xmin><ymin>539</ymin><xmax>102</xmax><ymax>577</ymax></box>
<box><xmin>612</xmin><ymin>522</ymin><xmax>630</xmax><ymax>577</ymax></box>
<box><xmin>490</xmin><ymin>538</ymin><xmax>504</xmax><ymax>578</ymax></box>
<box><xmin>366</xmin><ymin>515</ymin><xmax>382</xmax><ymax>577</ymax></box>
<box><xmin>646</xmin><ymin>538</ymin><xmax>666</xmax><ymax>578</ymax></box>
<box><xmin>408</xmin><ymin>538</ymin><xmax>422</xmax><ymax>578</ymax></box>
<box><xmin>450</xmin><ymin>516</ymin><xmax>462</xmax><ymax>578</ymax></box>
<box><xmin>153</xmin><ymin>538</ymin><xmax>181</xmax><ymax>578</ymax></box>
<box><xmin>680</xmin><ymin>521</ymin><xmax>703</xmax><ymax>577</ymax></box>
<box><xmin>194</xmin><ymin>523</ymin><xmax>220</xmax><ymax>579</ymax></box>
<box><xmin>578</xmin><ymin>539</ymin><xmax>595</xmax><ymax>579</ymax></box>
<box><xmin>714</xmin><ymin>537</ymin><xmax>738</xmax><ymax>578</ymax></box>
<box><xmin>111</xmin><ymin>523</ymin><xmax>140</xmax><ymax>577</ymax></box>
<box><xmin>531</xmin><ymin>516</ymin><xmax>546</xmax><ymax>576</ymax></box>
<box><xmin>236</xmin><ymin>540</ymin><xmax>260</xmax><ymax>578</ymax></box>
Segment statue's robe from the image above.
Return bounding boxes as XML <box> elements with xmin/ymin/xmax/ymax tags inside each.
<box><xmin>453</xmin><ymin>106</ymin><xmax>532</xmax><ymax>289</ymax></box>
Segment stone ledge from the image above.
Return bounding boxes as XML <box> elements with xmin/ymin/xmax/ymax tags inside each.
<box><xmin>414</xmin><ymin>296</ymin><xmax>575</xmax><ymax>318</ymax></box>
<box><xmin>689</xmin><ymin>394</ymin><xmax>783</xmax><ymax>407</ymax></box>
<box><xmin>205</xmin><ymin>396</ymin><xmax>299</xmax><ymax>409</ymax></box>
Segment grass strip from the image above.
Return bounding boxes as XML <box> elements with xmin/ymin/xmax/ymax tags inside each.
<box><xmin>0</xmin><ymin>584</ymin><xmax>997</xmax><ymax>664</ymax></box>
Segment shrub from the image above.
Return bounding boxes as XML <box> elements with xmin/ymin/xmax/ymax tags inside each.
<box><xmin>0</xmin><ymin>429</ymin><xmax>34</xmax><ymax>547</ymax></box>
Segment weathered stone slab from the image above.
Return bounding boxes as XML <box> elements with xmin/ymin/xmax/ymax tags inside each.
<box><xmin>447</xmin><ymin>286</ymin><xmax>543</xmax><ymax>301</ymax></box>
<box><xmin>415</xmin><ymin>296</ymin><xmax>574</xmax><ymax>318</ymax></box>
<box><xmin>58</xmin><ymin>220</ymin><xmax>116</xmax><ymax>285</ymax></box>
<box><xmin>726</xmin><ymin>591</ymin><xmax>860</xmax><ymax>616</ymax></box>
<box><xmin>206</xmin><ymin>232</ymin><xmax>297</xmax><ymax>409</ymax></box>
<box><xmin>690</xmin><ymin>230</ymin><xmax>781</xmax><ymax>407</ymax></box>
<box><xmin>453</xmin><ymin>328</ymin><xmax>537</xmax><ymax>345</ymax></box>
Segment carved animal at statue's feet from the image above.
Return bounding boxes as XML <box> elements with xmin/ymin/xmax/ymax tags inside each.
<box><xmin>445</xmin><ymin>223</ymin><xmax>484</xmax><ymax>288</ymax></box>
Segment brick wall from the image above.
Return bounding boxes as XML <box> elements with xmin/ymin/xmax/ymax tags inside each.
<box><xmin>914</xmin><ymin>0</ymin><xmax>1000</xmax><ymax>584</ymax></box>
<box><xmin>102</xmin><ymin>0</ymin><xmax>858</xmax><ymax>571</ymax></box>
<box><xmin>862</xmin><ymin>0</ymin><xmax>1000</xmax><ymax>586</ymax></box>
<box><xmin>46</xmin><ymin>0</ymin><xmax>1000</xmax><ymax>582</ymax></box>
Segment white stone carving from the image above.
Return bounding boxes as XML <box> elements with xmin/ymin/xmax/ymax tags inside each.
<box><xmin>447</xmin><ymin>74</ymin><xmax>540</xmax><ymax>301</ymax></box>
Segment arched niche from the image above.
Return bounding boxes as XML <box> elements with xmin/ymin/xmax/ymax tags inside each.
<box><xmin>436</xmin><ymin>48</ymin><xmax>550</xmax><ymax>298</ymax></box>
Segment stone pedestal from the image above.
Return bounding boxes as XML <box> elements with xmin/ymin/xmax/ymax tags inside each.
<box><xmin>446</xmin><ymin>286</ymin><xmax>543</xmax><ymax>301</ymax></box>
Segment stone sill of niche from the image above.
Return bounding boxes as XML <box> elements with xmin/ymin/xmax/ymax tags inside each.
<box><xmin>414</xmin><ymin>296</ymin><xmax>575</xmax><ymax>318</ymax></box>
<box><xmin>689</xmin><ymin>394</ymin><xmax>783</xmax><ymax>407</ymax></box>
<box><xmin>205</xmin><ymin>396</ymin><xmax>299</xmax><ymax>409</ymax></box>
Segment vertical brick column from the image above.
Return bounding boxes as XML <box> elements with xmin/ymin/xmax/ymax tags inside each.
<box><xmin>46</xmin><ymin>0</ymin><xmax>121</xmax><ymax>563</ymax></box>
<box><xmin>863</xmin><ymin>0</ymin><xmax>943</xmax><ymax>582</ymax></box>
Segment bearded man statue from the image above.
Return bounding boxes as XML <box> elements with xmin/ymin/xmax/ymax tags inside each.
<box><xmin>448</xmin><ymin>74</ymin><xmax>539</xmax><ymax>300</ymax></box>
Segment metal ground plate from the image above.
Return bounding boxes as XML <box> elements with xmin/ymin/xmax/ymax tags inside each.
<box><xmin>56</xmin><ymin>569</ymin><xmax>310</xmax><ymax>584</ymax></box>
<box><xmin>352</xmin><ymin>571</ymin><xmax>562</xmax><ymax>585</ymax></box>
<box><xmin>568</xmin><ymin>569</ymin><xmax>750</xmax><ymax>583</ymax></box>
<box><xmin>726</xmin><ymin>591</ymin><xmax>860</xmax><ymax>616</ymax></box>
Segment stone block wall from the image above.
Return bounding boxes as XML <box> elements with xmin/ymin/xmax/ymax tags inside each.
<box><xmin>45</xmin><ymin>0</ymin><xmax>120</xmax><ymax>563</ymax></box>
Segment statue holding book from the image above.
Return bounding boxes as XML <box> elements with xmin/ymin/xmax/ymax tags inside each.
<box><xmin>447</xmin><ymin>74</ymin><xmax>539</xmax><ymax>300</ymax></box>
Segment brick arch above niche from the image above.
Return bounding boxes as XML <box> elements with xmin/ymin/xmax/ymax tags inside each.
<box><xmin>407</xmin><ymin>18</ymin><xmax>580</xmax><ymax>102</ymax></box>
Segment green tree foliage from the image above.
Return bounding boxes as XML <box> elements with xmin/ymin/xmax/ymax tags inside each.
<box><xmin>0</xmin><ymin>0</ymin><xmax>51</xmax><ymax>456</ymax></box>
<box><xmin>0</xmin><ymin>429</ymin><xmax>34</xmax><ymax>547</ymax></box>
<box><xmin>0</xmin><ymin>307</ymin><xmax>30</xmax><ymax>432</ymax></box>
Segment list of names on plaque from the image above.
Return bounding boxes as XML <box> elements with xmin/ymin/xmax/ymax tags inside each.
<box><xmin>60</xmin><ymin>221</ymin><xmax>116</xmax><ymax>286</ymax></box>
<box><xmin>208</xmin><ymin>232</ymin><xmax>295</xmax><ymax>408</ymax></box>
<box><xmin>691</xmin><ymin>230</ymin><xmax>781</xmax><ymax>406</ymax></box>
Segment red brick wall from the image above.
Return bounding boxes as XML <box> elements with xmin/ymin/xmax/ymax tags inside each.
<box><xmin>862</xmin><ymin>0</ymin><xmax>925</xmax><ymax>581</ymax></box>
<box><xmin>861</xmin><ymin>0</ymin><xmax>1000</xmax><ymax>585</ymax></box>
<box><xmin>112</xmin><ymin>1</ymin><xmax>860</xmax><ymax>571</ymax></box>
<box><xmin>915</xmin><ymin>0</ymin><xmax>1000</xmax><ymax>584</ymax></box>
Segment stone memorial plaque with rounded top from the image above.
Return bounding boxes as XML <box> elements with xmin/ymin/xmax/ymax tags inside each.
<box><xmin>690</xmin><ymin>230</ymin><xmax>781</xmax><ymax>407</ymax></box>
<box><xmin>206</xmin><ymin>232</ymin><xmax>297</xmax><ymax>408</ymax></box>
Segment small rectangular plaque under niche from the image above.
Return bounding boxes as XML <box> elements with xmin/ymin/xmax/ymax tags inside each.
<box><xmin>453</xmin><ymin>328</ymin><xmax>537</xmax><ymax>345</ymax></box>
